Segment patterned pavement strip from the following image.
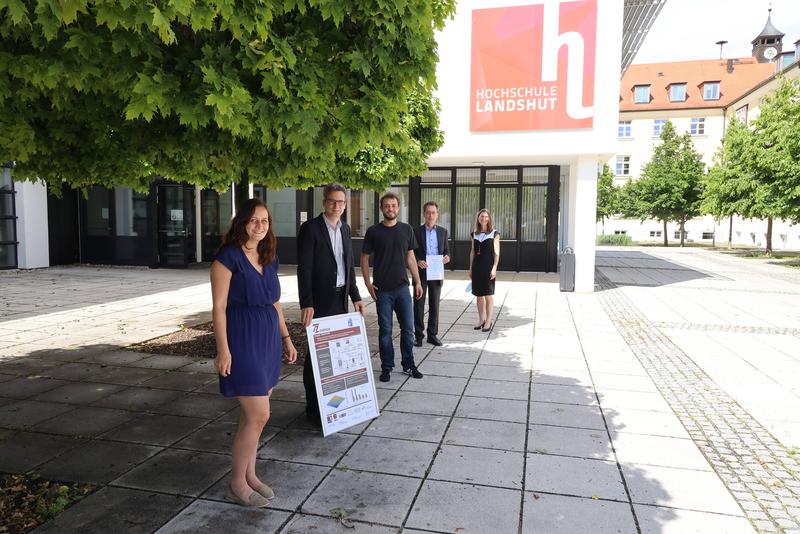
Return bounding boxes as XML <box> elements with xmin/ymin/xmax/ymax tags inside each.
<box><xmin>596</xmin><ymin>270</ymin><xmax>800</xmax><ymax>534</ymax></box>
<box><xmin>650</xmin><ymin>322</ymin><xmax>800</xmax><ymax>337</ymax></box>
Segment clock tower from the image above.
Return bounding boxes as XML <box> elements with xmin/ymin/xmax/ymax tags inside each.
<box><xmin>751</xmin><ymin>7</ymin><xmax>784</xmax><ymax>63</ymax></box>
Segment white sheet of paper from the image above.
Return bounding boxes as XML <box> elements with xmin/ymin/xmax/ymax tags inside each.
<box><xmin>426</xmin><ymin>254</ymin><xmax>444</xmax><ymax>281</ymax></box>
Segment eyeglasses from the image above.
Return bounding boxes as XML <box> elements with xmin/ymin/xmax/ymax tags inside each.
<box><xmin>325</xmin><ymin>199</ymin><xmax>346</xmax><ymax>206</ymax></box>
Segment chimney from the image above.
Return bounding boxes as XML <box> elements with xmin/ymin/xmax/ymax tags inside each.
<box><xmin>795</xmin><ymin>38</ymin><xmax>800</xmax><ymax>62</ymax></box>
<box><xmin>727</xmin><ymin>59</ymin><xmax>734</xmax><ymax>73</ymax></box>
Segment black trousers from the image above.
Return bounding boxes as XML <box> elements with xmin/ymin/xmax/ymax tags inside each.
<box><xmin>414</xmin><ymin>279</ymin><xmax>442</xmax><ymax>340</ymax></box>
<box><xmin>304</xmin><ymin>289</ymin><xmax>347</xmax><ymax>419</ymax></box>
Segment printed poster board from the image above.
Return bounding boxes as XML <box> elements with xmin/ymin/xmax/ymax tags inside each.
<box><xmin>306</xmin><ymin>312</ymin><xmax>380</xmax><ymax>436</ymax></box>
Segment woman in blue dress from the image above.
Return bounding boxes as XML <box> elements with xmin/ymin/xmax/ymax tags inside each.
<box><xmin>211</xmin><ymin>198</ymin><xmax>297</xmax><ymax>508</ymax></box>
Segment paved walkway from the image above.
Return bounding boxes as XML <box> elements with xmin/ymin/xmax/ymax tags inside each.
<box><xmin>0</xmin><ymin>249</ymin><xmax>798</xmax><ymax>533</ymax></box>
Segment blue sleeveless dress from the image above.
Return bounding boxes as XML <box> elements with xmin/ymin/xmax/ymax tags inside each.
<box><xmin>214</xmin><ymin>245</ymin><xmax>282</xmax><ymax>397</ymax></box>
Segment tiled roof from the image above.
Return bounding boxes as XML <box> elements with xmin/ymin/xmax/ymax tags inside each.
<box><xmin>620</xmin><ymin>58</ymin><xmax>775</xmax><ymax>111</ymax></box>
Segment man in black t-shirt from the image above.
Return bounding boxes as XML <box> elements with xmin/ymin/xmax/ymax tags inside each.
<box><xmin>361</xmin><ymin>192</ymin><xmax>424</xmax><ymax>382</ymax></box>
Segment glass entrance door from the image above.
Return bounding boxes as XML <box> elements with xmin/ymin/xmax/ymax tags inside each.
<box><xmin>157</xmin><ymin>185</ymin><xmax>196</xmax><ymax>267</ymax></box>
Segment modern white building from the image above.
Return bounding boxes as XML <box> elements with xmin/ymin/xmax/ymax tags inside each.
<box><xmin>603</xmin><ymin>10</ymin><xmax>800</xmax><ymax>250</ymax></box>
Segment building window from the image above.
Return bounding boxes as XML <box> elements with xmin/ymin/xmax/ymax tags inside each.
<box><xmin>114</xmin><ymin>187</ymin><xmax>149</xmax><ymax>237</ymax></box>
<box><xmin>735</xmin><ymin>105</ymin><xmax>748</xmax><ymax>124</ymax></box>
<box><xmin>614</xmin><ymin>230</ymin><xmax>627</xmax><ymax>235</ymax></box>
<box><xmin>618</xmin><ymin>121</ymin><xmax>632</xmax><ymax>138</ymax></box>
<box><xmin>703</xmin><ymin>82</ymin><xmax>720</xmax><ymax>100</ymax></box>
<box><xmin>634</xmin><ymin>85</ymin><xmax>650</xmax><ymax>104</ymax></box>
<box><xmin>690</xmin><ymin>117</ymin><xmax>705</xmax><ymax>135</ymax></box>
<box><xmin>653</xmin><ymin>119</ymin><xmax>666</xmax><ymax>137</ymax></box>
<box><xmin>349</xmin><ymin>189</ymin><xmax>375</xmax><ymax>238</ymax></box>
<box><xmin>674</xmin><ymin>230</ymin><xmax>688</xmax><ymax>239</ymax></box>
<box><xmin>702</xmin><ymin>232</ymin><xmax>714</xmax><ymax>239</ymax></box>
<box><xmin>455</xmin><ymin>186</ymin><xmax>479</xmax><ymax>240</ymax></box>
<box><xmin>649</xmin><ymin>230</ymin><xmax>662</xmax><ymax>238</ymax></box>
<box><xmin>264</xmin><ymin>187</ymin><xmax>296</xmax><ymax>237</ymax></box>
<box><xmin>86</xmin><ymin>186</ymin><xmax>113</xmax><ymax>236</ymax></box>
<box><xmin>670</xmin><ymin>83</ymin><xmax>686</xmax><ymax>102</ymax></box>
<box><xmin>615</xmin><ymin>156</ymin><xmax>630</xmax><ymax>176</ymax></box>
<box><xmin>0</xmin><ymin>166</ymin><xmax>16</xmax><ymax>269</ymax></box>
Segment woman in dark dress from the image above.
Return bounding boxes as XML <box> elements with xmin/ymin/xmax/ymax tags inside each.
<box><xmin>211</xmin><ymin>198</ymin><xmax>297</xmax><ymax>507</ymax></box>
<box><xmin>469</xmin><ymin>209</ymin><xmax>500</xmax><ymax>332</ymax></box>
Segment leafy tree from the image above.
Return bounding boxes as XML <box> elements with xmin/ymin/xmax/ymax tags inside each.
<box><xmin>596</xmin><ymin>163</ymin><xmax>617</xmax><ymax>234</ymax></box>
<box><xmin>0</xmin><ymin>1</ymin><xmax>455</xmax><ymax>194</ymax></box>
<box><xmin>621</xmin><ymin>121</ymin><xmax>705</xmax><ymax>246</ymax></box>
<box><xmin>744</xmin><ymin>77</ymin><xmax>800</xmax><ymax>254</ymax></box>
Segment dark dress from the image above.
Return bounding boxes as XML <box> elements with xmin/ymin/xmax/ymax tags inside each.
<box><xmin>471</xmin><ymin>231</ymin><xmax>498</xmax><ymax>296</ymax></box>
<box><xmin>214</xmin><ymin>245</ymin><xmax>282</xmax><ymax>397</ymax></box>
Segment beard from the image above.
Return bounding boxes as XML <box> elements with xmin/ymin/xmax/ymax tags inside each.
<box><xmin>383</xmin><ymin>212</ymin><xmax>397</xmax><ymax>220</ymax></box>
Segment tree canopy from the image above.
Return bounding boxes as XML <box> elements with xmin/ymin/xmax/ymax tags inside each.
<box><xmin>619</xmin><ymin>121</ymin><xmax>705</xmax><ymax>246</ymax></box>
<box><xmin>0</xmin><ymin>0</ymin><xmax>455</xmax><ymax>192</ymax></box>
<box><xmin>595</xmin><ymin>163</ymin><xmax>617</xmax><ymax>232</ymax></box>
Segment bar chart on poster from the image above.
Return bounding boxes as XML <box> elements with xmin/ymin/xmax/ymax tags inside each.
<box><xmin>306</xmin><ymin>312</ymin><xmax>380</xmax><ymax>436</ymax></box>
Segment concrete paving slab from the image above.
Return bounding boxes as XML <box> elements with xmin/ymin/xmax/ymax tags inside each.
<box><xmin>525</xmin><ymin>453</ymin><xmax>627</xmax><ymax>500</ymax></box>
<box><xmin>0</xmin><ymin>431</ymin><xmax>82</xmax><ymax>473</ymax></box>
<box><xmin>528</xmin><ymin>424</ymin><xmax>613</xmax><ymax>460</ymax></box>
<box><xmin>177</xmin><ymin>359</ymin><xmax>217</xmax><ymax>374</ymax></box>
<box><xmin>384</xmin><ymin>391</ymin><xmax>460</xmax><ymax>417</ymax></box>
<box><xmin>522</xmin><ymin>492</ymin><xmax>637</xmax><ymax>534</ymax></box>
<box><xmin>268</xmin><ymin>380</ymin><xmax>307</xmax><ymax>402</ymax></box>
<box><xmin>202</xmin><ymin>459</ymin><xmax>328</xmax><ymax>511</ymax></box>
<box><xmin>129</xmin><ymin>354</ymin><xmax>197</xmax><ymax>370</ymax></box>
<box><xmin>34</xmin><ymin>487</ymin><xmax>191</xmax><ymax>534</ymax></box>
<box><xmin>622</xmin><ymin>462</ymin><xmax>744</xmax><ymax>516</ymax></box>
<box><xmin>476</xmin><ymin>352</ymin><xmax>532</xmax><ymax>368</ymax></box>
<box><xmin>80</xmin><ymin>350</ymin><xmax>150</xmax><ymax>366</ymax></box>
<box><xmin>101</xmin><ymin>413</ymin><xmax>209</xmax><ymax>447</ymax></box>
<box><xmin>150</xmin><ymin>392</ymin><xmax>236</xmax><ymax>419</ymax></box>
<box><xmin>471</xmin><ymin>364</ymin><xmax>530</xmax><ymax>382</ymax></box>
<box><xmin>0</xmin><ymin>400</ymin><xmax>75</xmax><ymax>430</ymax></box>
<box><xmin>282</xmin><ymin>514</ymin><xmax>398</xmax><ymax>533</ymax></box>
<box><xmin>531</xmin><ymin>383</ymin><xmax>599</xmax><ymax>406</ymax></box>
<box><xmin>406</xmin><ymin>479</ymin><xmax>520</xmax><ymax>534</ymax></box>
<box><xmin>39</xmin><ymin>362</ymin><xmax>107</xmax><ymax>381</ymax></box>
<box><xmin>92</xmin><ymin>386</ymin><xmax>184</xmax><ymax>411</ymax></box>
<box><xmin>263</xmin><ymin>399</ymin><xmax>307</xmax><ymax>428</ymax></box>
<box><xmin>455</xmin><ymin>396</ymin><xmax>528</xmax><ymax>424</ymax></box>
<box><xmin>429</xmin><ymin>444</ymin><xmax>524</xmax><ymax>489</ymax></box>
<box><xmin>443</xmin><ymin>417</ymin><xmax>527</xmax><ymax>452</ymax></box>
<box><xmin>32</xmin><ymin>439</ymin><xmax>161</xmax><ymax>484</ymax></box>
<box><xmin>634</xmin><ymin>504</ymin><xmax>756</xmax><ymax>534</ymax></box>
<box><xmin>33</xmin><ymin>406</ymin><xmax>133</xmax><ymax>437</ymax></box>
<box><xmin>463</xmin><ymin>378</ymin><xmax>529</xmax><ymax>401</ymax></box>
<box><xmin>31</xmin><ymin>381</ymin><xmax>125</xmax><ymax>405</ymax></box>
<box><xmin>0</xmin><ymin>357</ymin><xmax>64</xmax><ymax>376</ymax></box>
<box><xmin>339</xmin><ymin>436</ymin><xmax>438</xmax><ymax>478</ymax></box>
<box><xmin>303</xmin><ymin>469</ymin><xmax>421</xmax><ymax>527</ymax></box>
<box><xmin>0</xmin><ymin>376</ymin><xmax>69</xmax><ymax>399</ymax></box>
<box><xmin>141</xmin><ymin>371</ymin><xmax>216</xmax><ymax>392</ymax></box>
<box><xmin>398</xmin><ymin>375</ymin><xmax>468</xmax><ymax>396</ymax></box>
<box><xmin>87</xmin><ymin>365</ymin><xmax>165</xmax><ymax>386</ymax></box>
<box><xmin>414</xmin><ymin>360</ymin><xmax>474</xmax><ymax>378</ymax></box>
<box><xmin>529</xmin><ymin>401</ymin><xmax>606</xmax><ymax>430</ymax></box>
<box><xmin>155</xmin><ymin>499</ymin><xmax>290</xmax><ymax>534</ymax></box>
<box><xmin>612</xmin><ymin>433</ymin><xmax>711</xmax><ymax>471</ymax></box>
<box><xmin>598</xmin><ymin>389</ymin><xmax>673</xmax><ymax>414</ymax></box>
<box><xmin>605</xmin><ymin>409</ymin><xmax>691</xmax><ymax>439</ymax></box>
<box><xmin>113</xmin><ymin>448</ymin><xmax>230</xmax><ymax>497</ymax></box>
<box><xmin>258</xmin><ymin>429</ymin><xmax>356</xmax><ymax>466</ymax></box>
<box><xmin>364</xmin><ymin>412</ymin><xmax>449</xmax><ymax>443</ymax></box>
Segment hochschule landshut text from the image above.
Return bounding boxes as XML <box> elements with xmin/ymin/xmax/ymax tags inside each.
<box><xmin>474</xmin><ymin>85</ymin><xmax>558</xmax><ymax>113</ymax></box>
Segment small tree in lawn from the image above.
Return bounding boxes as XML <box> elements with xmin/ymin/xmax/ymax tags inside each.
<box><xmin>596</xmin><ymin>164</ymin><xmax>617</xmax><ymax>234</ymax></box>
<box><xmin>632</xmin><ymin>121</ymin><xmax>705</xmax><ymax>246</ymax></box>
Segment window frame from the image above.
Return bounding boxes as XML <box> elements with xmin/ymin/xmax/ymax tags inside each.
<box><xmin>652</xmin><ymin>119</ymin><xmax>667</xmax><ymax>137</ymax></box>
<box><xmin>618</xmin><ymin>120</ymin><xmax>632</xmax><ymax>139</ymax></box>
<box><xmin>633</xmin><ymin>85</ymin><xmax>650</xmax><ymax>104</ymax></box>
<box><xmin>689</xmin><ymin>117</ymin><xmax>705</xmax><ymax>136</ymax></box>
<box><xmin>669</xmin><ymin>83</ymin><xmax>687</xmax><ymax>103</ymax></box>
<box><xmin>615</xmin><ymin>156</ymin><xmax>631</xmax><ymax>177</ymax></box>
<box><xmin>703</xmin><ymin>81</ymin><xmax>720</xmax><ymax>101</ymax></box>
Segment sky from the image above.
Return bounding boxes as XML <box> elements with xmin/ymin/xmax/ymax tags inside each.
<box><xmin>633</xmin><ymin>0</ymin><xmax>800</xmax><ymax>64</ymax></box>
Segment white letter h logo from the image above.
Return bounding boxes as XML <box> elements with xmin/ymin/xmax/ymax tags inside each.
<box><xmin>541</xmin><ymin>0</ymin><xmax>593</xmax><ymax>119</ymax></box>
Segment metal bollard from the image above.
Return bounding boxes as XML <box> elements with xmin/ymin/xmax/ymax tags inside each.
<box><xmin>559</xmin><ymin>247</ymin><xmax>575</xmax><ymax>292</ymax></box>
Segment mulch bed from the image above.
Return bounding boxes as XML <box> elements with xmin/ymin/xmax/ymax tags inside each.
<box><xmin>129</xmin><ymin>321</ymin><xmax>309</xmax><ymax>366</ymax></box>
<box><xmin>0</xmin><ymin>474</ymin><xmax>94</xmax><ymax>534</ymax></box>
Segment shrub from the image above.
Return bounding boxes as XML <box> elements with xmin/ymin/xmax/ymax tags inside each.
<box><xmin>597</xmin><ymin>234</ymin><xmax>634</xmax><ymax>246</ymax></box>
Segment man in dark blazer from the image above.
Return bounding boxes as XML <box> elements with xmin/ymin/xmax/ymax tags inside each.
<box><xmin>297</xmin><ymin>184</ymin><xmax>364</xmax><ymax>427</ymax></box>
<box><xmin>413</xmin><ymin>201</ymin><xmax>450</xmax><ymax>347</ymax></box>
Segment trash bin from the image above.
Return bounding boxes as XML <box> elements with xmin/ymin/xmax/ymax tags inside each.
<box><xmin>559</xmin><ymin>248</ymin><xmax>575</xmax><ymax>292</ymax></box>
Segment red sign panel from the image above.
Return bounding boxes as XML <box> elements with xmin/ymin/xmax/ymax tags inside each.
<box><xmin>470</xmin><ymin>1</ymin><xmax>597</xmax><ymax>132</ymax></box>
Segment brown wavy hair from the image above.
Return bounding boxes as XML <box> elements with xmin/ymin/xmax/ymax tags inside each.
<box><xmin>219</xmin><ymin>198</ymin><xmax>276</xmax><ymax>265</ymax></box>
<box><xmin>474</xmin><ymin>208</ymin><xmax>494</xmax><ymax>234</ymax></box>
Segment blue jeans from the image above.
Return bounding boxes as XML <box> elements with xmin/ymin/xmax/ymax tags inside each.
<box><xmin>375</xmin><ymin>285</ymin><xmax>415</xmax><ymax>371</ymax></box>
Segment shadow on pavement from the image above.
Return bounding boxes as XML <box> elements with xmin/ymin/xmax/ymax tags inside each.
<box><xmin>595</xmin><ymin>249</ymin><xmax>715</xmax><ymax>289</ymax></box>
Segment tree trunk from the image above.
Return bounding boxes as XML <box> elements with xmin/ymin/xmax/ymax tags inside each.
<box><xmin>728</xmin><ymin>215</ymin><xmax>733</xmax><ymax>249</ymax></box>
<box><xmin>679</xmin><ymin>220</ymin><xmax>685</xmax><ymax>247</ymax></box>
<box><xmin>712</xmin><ymin>219</ymin><xmax>716</xmax><ymax>248</ymax></box>
<box><xmin>765</xmin><ymin>217</ymin><xmax>773</xmax><ymax>256</ymax></box>
<box><xmin>601</xmin><ymin>218</ymin><xmax>605</xmax><ymax>235</ymax></box>
<box><xmin>662</xmin><ymin>219</ymin><xmax>668</xmax><ymax>246</ymax></box>
<box><xmin>234</xmin><ymin>170</ymin><xmax>249</xmax><ymax>211</ymax></box>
